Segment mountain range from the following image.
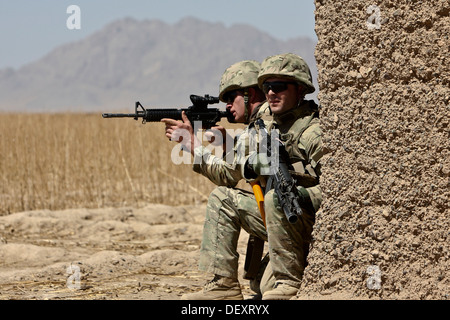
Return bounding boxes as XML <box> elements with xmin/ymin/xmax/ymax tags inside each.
<box><xmin>0</xmin><ymin>17</ymin><xmax>318</xmax><ymax>112</ymax></box>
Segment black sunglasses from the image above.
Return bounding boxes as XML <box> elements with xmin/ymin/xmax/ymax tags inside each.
<box><xmin>223</xmin><ymin>90</ymin><xmax>241</xmax><ymax>103</ymax></box>
<box><xmin>262</xmin><ymin>81</ymin><xmax>297</xmax><ymax>94</ymax></box>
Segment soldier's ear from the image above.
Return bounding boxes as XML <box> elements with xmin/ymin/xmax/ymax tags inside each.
<box><xmin>297</xmin><ymin>84</ymin><xmax>306</xmax><ymax>99</ymax></box>
<box><xmin>247</xmin><ymin>87</ymin><xmax>256</xmax><ymax>102</ymax></box>
<box><xmin>248</xmin><ymin>87</ymin><xmax>265</xmax><ymax>103</ymax></box>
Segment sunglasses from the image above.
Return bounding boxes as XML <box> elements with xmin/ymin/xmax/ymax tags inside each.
<box><xmin>262</xmin><ymin>81</ymin><xmax>297</xmax><ymax>94</ymax></box>
<box><xmin>223</xmin><ymin>90</ymin><xmax>241</xmax><ymax>103</ymax></box>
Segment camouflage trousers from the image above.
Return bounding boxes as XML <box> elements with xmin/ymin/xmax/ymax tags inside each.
<box><xmin>198</xmin><ymin>186</ymin><xmax>267</xmax><ymax>279</ymax></box>
<box><xmin>264</xmin><ymin>189</ymin><xmax>316</xmax><ymax>289</ymax></box>
<box><xmin>198</xmin><ymin>186</ymin><xmax>315</xmax><ymax>290</ymax></box>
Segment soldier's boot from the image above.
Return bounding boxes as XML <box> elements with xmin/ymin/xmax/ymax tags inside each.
<box><xmin>181</xmin><ymin>275</ymin><xmax>244</xmax><ymax>300</ymax></box>
<box><xmin>262</xmin><ymin>282</ymin><xmax>298</xmax><ymax>300</ymax></box>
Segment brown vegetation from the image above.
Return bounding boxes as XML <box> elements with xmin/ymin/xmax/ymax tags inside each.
<box><xmin>0</xmin><ymin>113</ymin><xmax>234</xmax><ymax>215</ymax></box>
<box><xmin>0</xmin><ymin>113</ymin><xmax>254</xmax><ymax>300</ymax></box>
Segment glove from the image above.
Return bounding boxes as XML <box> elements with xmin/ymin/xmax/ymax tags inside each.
<box><xmin>273</xmin><ymin>186</ymin><xmax>312</xmax><ymax>212</ymax></box>
<box><xmin>244</xmin><ymin>152</ymin><xmax>271</xmax><ymax>179</ymax></box>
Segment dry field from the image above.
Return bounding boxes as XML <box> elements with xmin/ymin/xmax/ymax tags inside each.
<box><xmin>0</xmin><ymin>112</ymin><xmax>258</xmax><ymax>301</ymax></box>
<box><xmin>0</xmin><ymin>112</ymin><xmax>239</xmax><ymax>216</ymax></box>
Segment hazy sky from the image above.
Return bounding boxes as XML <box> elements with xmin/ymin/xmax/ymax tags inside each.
<box><xmin>0</xmin><ymin>0</ymin><xmax>316</xmax><ymax>70</ymax></box>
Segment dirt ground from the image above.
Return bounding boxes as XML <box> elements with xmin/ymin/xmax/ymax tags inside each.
<box><xmin>0</xmin><ymin>204</ymin><xmax>260</xmax><ymax>300</ymax></box>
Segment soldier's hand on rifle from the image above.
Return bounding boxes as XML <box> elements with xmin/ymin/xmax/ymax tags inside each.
<box><xmin>272</xmin><ymin>186</ymin><xmax>311</xmax><ymax>212</ymax></box>
<box><xmin>161</xmin><ymin>111</ymin><xmax>201</xmax><ymax>154</ymax></box>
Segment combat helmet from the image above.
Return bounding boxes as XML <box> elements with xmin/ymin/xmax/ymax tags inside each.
<box><xmin>258</xmin><ymin>53</ymin><xmax>315</xmax><ymax>94</ymax></box>
<box><xmin>219</xmin><ymin>60</ymin><xmax>260</xmax><ymax>102</ymax></box>
<box><xmin>219</xmin><ymin>60</ymin><xmax>261</xmax><ymax>123</ymax></box>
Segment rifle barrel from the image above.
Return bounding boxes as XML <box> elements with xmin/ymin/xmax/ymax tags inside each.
<box><xmin>102</xmin><ymin>113</ymin><xmax>139</xmax><ymax>118</ymax></box>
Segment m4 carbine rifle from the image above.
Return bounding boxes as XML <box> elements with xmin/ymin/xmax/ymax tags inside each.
<box><xmin>102</xmin><ymin>94</ymin><xmax>232</xmax><ymax>129</ymax></box>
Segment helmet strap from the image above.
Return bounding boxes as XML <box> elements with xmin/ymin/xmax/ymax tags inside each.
<box><xmin>296</xmin><ymin>85</ymin><xmax>306</xmax><ymax>107</ymax></box>
<box><xmin>244</xmin><ymin>90</ymin><xmax>250</xmax><ymax>123</ymax></box>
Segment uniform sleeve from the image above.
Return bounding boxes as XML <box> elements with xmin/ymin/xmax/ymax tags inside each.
<box><xmin>299</xmin><ymin>121</ymin><xmax>323</xmax><ymax>173</ymax></box>
<box><xmin>304</xmin><ymin>184</ymin><xmax>322</xmax><ymax>213</ymax></box>
<box><xmin>191</xmin><ymin>104</ymin><xmax>272</xmax><ymax>187</ymax></box>
<box><xmin>192</xmin><ymin>129</ymin><xmax>251</xmax><ymax>187</ymax></box>
<box><xmin>299</xmin><ymin>122</ymin><xmax>323</xmax><ymax>212</ymax></box>
<box><xmin>192</xmin><ymin>146</ymin><xmax>241</xmax><ymax>187</ymax></box>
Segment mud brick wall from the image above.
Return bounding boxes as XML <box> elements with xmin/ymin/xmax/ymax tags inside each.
<box><xmin>298</xmin><ymin>0</ymin><xmax>449</xmax><ymax>299</ymax></box>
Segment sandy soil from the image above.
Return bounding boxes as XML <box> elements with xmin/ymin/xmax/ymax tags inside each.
<box><xmin>0</xmin><ymin>204</ymin><xmax>257</xmax><ymax>300</ymax></box>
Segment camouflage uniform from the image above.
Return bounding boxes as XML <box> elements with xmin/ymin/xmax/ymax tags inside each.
<box><xmin>193</xmin><ymin>105</ymin><xmax>271</xmax><ymax>280</ymax></box>
<box><xmin>191</xmin><ymin>60</ymin><xmax>271</xmax><ymax>285</ymax></box>
<box><xmin>258</xmin><ymin>100</ymin><xmax>322</xmax><ymax>290</ymax></box>
<box><xmin>243</xmin><ymin>53</ymin><xmax>323</xmax><ymax>294</ymax></box>
<box><xmin>190</xmin><ymin>54</ymin><xmax>323</xmax><ymax>298</ymax></box>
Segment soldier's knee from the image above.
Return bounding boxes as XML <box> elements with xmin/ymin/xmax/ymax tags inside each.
<box><xmin>208</xmin><ymin>186</ymin><xmax>228</xmax><ymax>203</ymax></box>
<box><xmin>264</xmin><ymin>190</ymin><xmax>275</xmax><ymax>212</ymax></box>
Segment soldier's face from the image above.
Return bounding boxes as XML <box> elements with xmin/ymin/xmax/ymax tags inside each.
<box><xmin>225</xmin><ymin>90</ymin><xmax>246</xmax><ymax>123</ymax></box>
<box><xmin>263</xmin><ymin>78</ymin><xmax>301</xmax><ymax>114</ymax></box>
